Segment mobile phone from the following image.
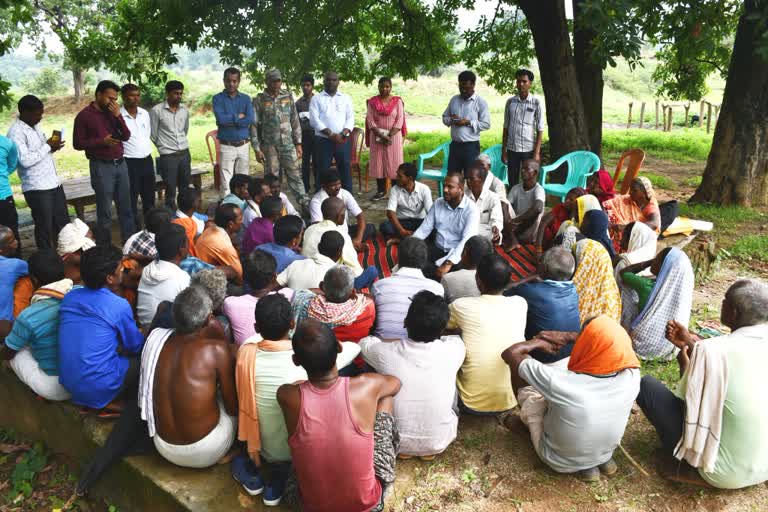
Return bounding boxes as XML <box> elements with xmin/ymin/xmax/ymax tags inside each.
<box><xmin>52</xmin><ymin>130</ymin><xmax>62</xmax><ymax>143</ymax></box>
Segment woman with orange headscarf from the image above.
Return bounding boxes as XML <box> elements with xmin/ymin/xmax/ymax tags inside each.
<box><xmin>603</xmin><ymin>177</ymin><xmax>661</xmax><ymax>252</ymax></box>
<box><xmin>501</xmin><ymin>315</ymin><xmax>640</xmax><ymax>481</ymax></box>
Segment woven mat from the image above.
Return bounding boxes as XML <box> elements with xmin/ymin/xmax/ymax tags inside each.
<box><xmin>357</xmin><ymin>235</ymin><xmax>538</xmax><ymax>281</ymax></box>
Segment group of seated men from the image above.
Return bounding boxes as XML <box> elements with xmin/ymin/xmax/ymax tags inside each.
<box><xmin>0</xmin><ymin>156</ymin><xmax>767</xmax><ymax>510</ymax></box>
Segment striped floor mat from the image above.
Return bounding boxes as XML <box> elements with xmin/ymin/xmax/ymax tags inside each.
<box><xmin>357</xmin><ymin>235</ymin><xmax>538</xmax><ymax>282</ymax></box>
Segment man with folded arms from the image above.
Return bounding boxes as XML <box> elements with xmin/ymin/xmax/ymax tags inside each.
<box><xmin>213</xmin><ymin>67</ymin><xmax>254</xmax><ymax>198</ymax></box>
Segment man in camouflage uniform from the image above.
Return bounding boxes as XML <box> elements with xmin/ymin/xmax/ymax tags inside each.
<box><xmin>251</xmin><ymin>69</ymin><xmax>309</xmax><ymax>210</ymax></box>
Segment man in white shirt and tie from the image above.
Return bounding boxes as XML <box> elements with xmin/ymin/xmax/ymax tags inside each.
<box><xmin>7</xmin><ymin>95</ymin><xmax>68</xmax><ymax>251</ymax></box>
<box><xmin>309</xmin><ymin>71</ymin><xmax>355</xmax><ymax>192</ymax></box>
<box><xmin>120</xmin><ymin>84</ymin><xmax>156</xmax><ymax>226</ymax></box>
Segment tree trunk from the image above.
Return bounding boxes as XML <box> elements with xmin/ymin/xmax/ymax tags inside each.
<box><xmin>691</xmin><ymin>0</ymin><xmax>768</xmax><ymax>206</ymax></box>
<box><xmin>73</xmin><ymin>68</ymin><xmax>85</xmax><ymax>104</ymax></box>
<box><xmin>518</xmin><ymin>0</ymin><xmax>590</xmax><ymax>159</ymax></box>
<box><xmin>572</xmin><ymin>0</ymin><xmax>603</xmax><ymax>155</ymax></box>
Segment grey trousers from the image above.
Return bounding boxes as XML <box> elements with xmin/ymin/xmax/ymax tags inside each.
<box><xmin>89</xmin><ymin>159</ymin><xmax>136</xmax><ymax>244</ymax></box>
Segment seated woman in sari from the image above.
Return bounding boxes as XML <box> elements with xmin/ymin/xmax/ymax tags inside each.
<box><xmin>603</xmin><ymin>177</ymin><xmax>660</xmax><ymax>252</ymax></box>
<box><xmin>580</xmin><ymin>209</ymin><xmax>615</xmax><ymax>259</ymax></box>
<box><xmin>569</xmin><ymin>238</ymin><xmax>621</xmax><ymax>325</ymax></box>
<box><xmin>587</xmin><ymin>169</ymin><xmax>616</xmax><ymax>206</ymax></box>
<box><xmin>613</xmin><ymin>222</ymin><xmax>658</xmax><ymax>325</ymax></box>
<box><xmin>537</xmin><ymin>187</ymin><xmax>585</xmax><ymax>250</ymax></box>
<box><xmin>621</xmin><ymin>247</ymin><xmax>694</xmax><ymax>360</ymax></box>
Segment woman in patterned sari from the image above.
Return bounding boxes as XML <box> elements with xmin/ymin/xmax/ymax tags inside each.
<box><xmin>571</xmin><ymin>239</ymin><xmax>621</xmax><ymax>325</ymax></box>
<box><xmin>365</xmin><ymin>77</ymin><xmax>406</xmax><ymax>201</ymax></box>
<box><xmin>603</xmin><ymin>177</ymin><xmax>660</xmax><ymax>252</ymax></box>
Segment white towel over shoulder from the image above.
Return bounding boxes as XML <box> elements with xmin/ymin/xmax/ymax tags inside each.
<box><xmin>138</xmin><ymin>328</ymin><xmax>175</xmax><ymax>438</ymax></box>
<box><xmin>675</xmin><ymin>339</ymin><xmax>728</xmax><ymax>472</ymax></box>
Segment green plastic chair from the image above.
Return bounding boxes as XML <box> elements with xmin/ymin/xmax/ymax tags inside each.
<box><xmin>539</xmin><ymin>151</ymin><xmax>601</xmax><ymax>202</ymax></box>
<box><xmin>480</xmin><ymin>144</ymin><xmax>508</xmax><ymax>186</ymax></box>
<box><xmin>417</xmin><ymin>141</ymin><xmax>451</xmax><ymax>197</ymax></box>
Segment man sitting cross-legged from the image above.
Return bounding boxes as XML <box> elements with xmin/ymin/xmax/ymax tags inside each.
<box><xmin>504</xmin><ymin>159</ymin><xmax>545</xmax><ymax>251</ymax></box>
<box><xmin>223</xmin><ymin>250</ymin><xmax>293</xmax><ymax>345</ymax></box>
<box><xmin>371</xmin><ymin>236</ymin><xmax>443</xmax><ymax>339</ymax></box>
<box><xmin>56</xmin><ymin>218</ymin><xmax>96</xmax><ymax>284</ymax></box>
<box><xmin>291</xmin><ymin>266</ymin><xmax>376</xmax><ymax>349</ymax></box>
<box><xmin>440</xmin><ymin>234</ymin><xmax>493</xmax><ymax>303</ymax></box>
<box><xmin>242</xmin><ymin>195</ymin><xmax>283</xmax><ymax>255</ymax></box>
<box><xmin>123</xmin><ymin>206</ymin><xmax>173</xmax><ymax>264</ymax></box>
<box><xmin>277</xmin><ymin>230</ymin><xmax>341</xmax><ymax>291</ymax></box>
<box><xmin>501</xmin><ymin>315</ymin><xmax>640</xmax><ymax>482</ymax></box>
<box><xmin>504</xmin><ymin>246</ymin><xmax>580</xmax><ymax>364</ymax></box>
<box><xmin>379</xmin><ymin>162</ymin><xmax>433</xmax><ymax>239</ymax></box>
<box><xmin>232</xmin><ymin>294</ymin><xmax>360</xmax><ymax>506</ymax></box>
<box><xmin>59</xmin><ymin>245</ymin><xmax>145</xmax><ymax>412</ymax></box>
<box><xmin>412</xmin><ymin>171</ymin><xmax>479</xmax><ymax>280</ymax></box>
<box><xmin>447</xmin><ymin>253</ymin><xmax>525</xmax><ymax>415</ymax></box>
<box><xmin>2</xmin><ymin>250</ymin><xmax>72</xmax><ymax>400</ymax></box>
<box><xmin>196</xmin><ymin>203</ymin><xmax>243</xmax><ymax>284</ymax></box>
<box><xmin>136</xmin><ymin>223</ymin><xmax>192</xmax><ymax>329</ymax></box>
<box><xmin>308</xmin><ymin>168</ymin><xmax>375</xmax><ymax>249</ymax></box>
<box><xmin>637</xmin><ymin>279</ymin><xmax>768</xmax><ymax>490</ymax></box>
<box><xmin>302</xmin><ymin>197</ymin><xmax>378</xmax><ymax>289</ymax></box>
<box><xmin>277</xmin><ymin>318</ymin><xmax>401</xmax><ymax>512</ymax></box>
<box><xmin>361</xmin><ymin>290</ymin><xmax>464</xmax><ymax>460</ymax></box>
<box><xmin>255</xmin><ymin>215</ymin><xmax>306</xmax><ymax>274</ymax></box>
<box><xmin>464</xmin><ymin>162</ymin><xmax>503</xmax><ymax>245</ymax></box>
<box><xmin>264</xmin><ymin>174</ymin><xmax>299</xmax><ymax>217</ymax></box>
<box><xmin>139</xmin><ymin>285</ymin><xmax>238</xmax><ymax>468</ymax></box>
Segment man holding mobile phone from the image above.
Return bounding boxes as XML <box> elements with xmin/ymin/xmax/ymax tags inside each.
<box><xmin>73</xmin><ymin>80</ymin><xmax>136</xmax><ymax>245</ymax></box>
<box><xmin>8</xmin><ymin>95</ymin><xmax>70</xmax><ymax>251</ymax></box>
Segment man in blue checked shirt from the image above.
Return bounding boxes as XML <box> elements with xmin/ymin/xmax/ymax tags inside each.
<box><xmin>213</xmin><ymin>67</ymin><xmax>254</xmax><ymax>198</ymax></box>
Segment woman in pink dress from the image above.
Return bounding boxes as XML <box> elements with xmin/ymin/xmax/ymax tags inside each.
<box><xmin>365</xmin><ymin>77</ymin><xmax>407</xmax><ymax>200</ymax></box>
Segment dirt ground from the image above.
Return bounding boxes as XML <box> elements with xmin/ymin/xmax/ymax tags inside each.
<box><xmin>7</xmin><ymin>142</ymin><xmax>768</xmax><ymax>511</ymax></box>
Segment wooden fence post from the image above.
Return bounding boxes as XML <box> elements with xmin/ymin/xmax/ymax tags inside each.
<box><xmin>684</xmin><ymin>102</ymin><xmax>690</xmax><ymax>126</ymax></box>
<box><xmin>639</xmin><ymin>102</ymin><xmax>646</xmax><ymax>128</ymax></box>
<box><xmin>699</xmin><ymin>100</ymin><xmax>705</xmax><ymax>127</ymax></box>
<box><xmin>667</xmin><ymin>106</ymin><xmax>673</xmax><ymax>131</ymax></box>
<box><xmin>714</xmin><ymin>105</ymin><xmax>720</xmax><ymax>124</ymax></box>
<box><xmin>707</xmin><ymin>103</ymin><xmax>713</xmax><ymax>133</ymax></box>
<box><xmin>655</xmin><ymin>100</ymin><xmax>660</xmax><ymax>129</ymax></box>
<box><xmin>627</xmin><ymin>102</ymin><xmax>633</xmax><ymax>129</ymax></box>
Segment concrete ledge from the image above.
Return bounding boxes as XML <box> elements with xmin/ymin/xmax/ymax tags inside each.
<box><xmin>0</xmin><ymin>364</ymin><xmax>251</xmax><ymax>511</ymax></box>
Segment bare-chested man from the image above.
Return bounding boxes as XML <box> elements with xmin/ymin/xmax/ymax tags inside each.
<box><xmin>277</xmin><ymin>318</ymin><xmax>401</xmax><ymax>512</ymax></box>
<box><xmin>138</xmin><ymin>285</ymin><xmax>238</xmax><ymax>468</ymax></box>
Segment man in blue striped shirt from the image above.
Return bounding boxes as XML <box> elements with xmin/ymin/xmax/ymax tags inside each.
<box><xmin>0</xmin><ymin>134</ymin><xmax>19</xmax><ymax>255</ymax></box>
<box><xmin>212</xmin><ymin>67</ymin><xmax>254</xmax><ymax>197</ymax></box>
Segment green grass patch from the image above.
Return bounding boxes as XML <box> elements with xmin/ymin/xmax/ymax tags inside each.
<box><xmin>684</xmin><ymin>176</ymin><xmax>702</xmax><ymax>187</ymax></box>
<box><xmin>679</xmin><ymin>203</ymin><xmax>763</xmax><ymax>235</ymax></box>
<box><xmin>641</xmin><ymin>359</ymin><xmax>680</xmax><ymax>386</ymax></box>
<box><xmin>644</xmin><ymin>172</ymin><xmax>676</xmax><ymax>190</ymax></box>
<box><xmin>729</xmin><ymin>235</ymin><xmax>768</xmax><ymax>262</ymax></box>
<box><xmin>601</xmin><ymin>129</ymin><xmax>712</xmax><ymax>163</ymax></box>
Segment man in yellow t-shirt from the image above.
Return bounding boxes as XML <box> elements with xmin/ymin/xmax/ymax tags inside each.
<box><xmin>446</xmin><ymin>253</ymin><xmax>526</xmax><ymax>414</ymax></box>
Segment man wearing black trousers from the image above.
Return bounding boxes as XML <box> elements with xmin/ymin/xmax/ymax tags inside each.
<box><xmin>120</xmin><ymin>84</ymin><xmax>156</xmax><ymax>227</ymax></box>
<box><xmin>7</xmin><ymin>95</ymin><xmax>69</xmax><ymax>251</ymax></box>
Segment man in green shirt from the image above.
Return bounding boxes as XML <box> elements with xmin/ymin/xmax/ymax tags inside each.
<box><xmin>637</xmin><ymin>278</ymin><xmax>768</xmax><ymax>489</ymax></box>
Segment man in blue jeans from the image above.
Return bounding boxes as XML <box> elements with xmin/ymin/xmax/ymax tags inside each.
<box><xmin>73</xmin><ymin>80</ymin><xmax>136</xmax><ymax>245</ymax></box>
<box><xmin>309</xmin><ymin>71</ymin><xmax>355</xmax><ymax>191</ymax></box>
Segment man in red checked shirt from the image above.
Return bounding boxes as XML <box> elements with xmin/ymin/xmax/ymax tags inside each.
<box><xmin>73</xmin><ymin>80</ymin><xmax>136</xmax><ymax>245</ymax></box>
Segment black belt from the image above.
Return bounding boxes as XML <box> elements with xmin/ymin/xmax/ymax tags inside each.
<box><xmin>95</xmin><ymin>157</ymin><xmax>124</xmax><ymax>165</ymax></box>
<box><xmin>219</xmin><ymin>140</ymin><xmax>248</xmax><ymax>147</ymax></box>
